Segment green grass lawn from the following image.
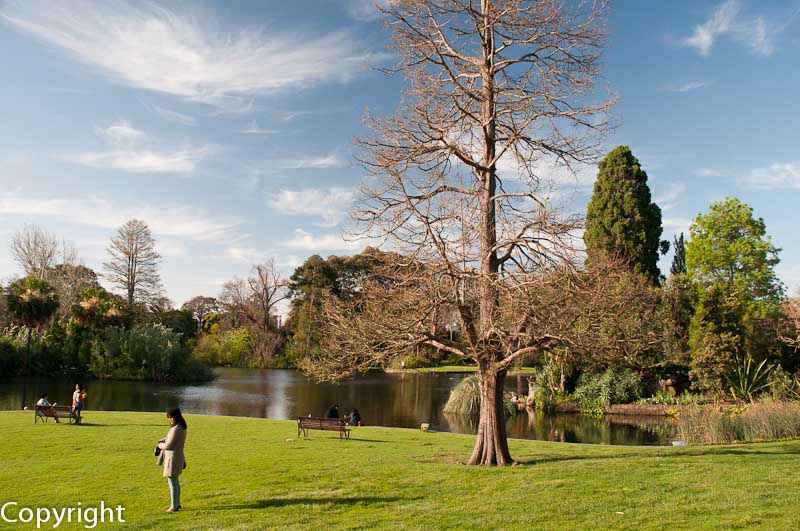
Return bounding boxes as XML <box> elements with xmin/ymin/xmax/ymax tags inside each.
<box><xmin>1</xmin><ymin>411</ymin><xmax>798</xmax><ymax>531</ymax></box>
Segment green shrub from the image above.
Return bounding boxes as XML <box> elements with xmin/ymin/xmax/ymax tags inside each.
<box><xmin>443</xmin><ymin>375</ymin><xmax>516</xmax><ymax>418</ymax></box>
<box><xmin>444</xmin><ymin>375</ymin><xmax>482</xmax><ymax>416</ymax></box>
<box><xmin>637</xmin><ymin>390</ymin><xmax>706</xmax><ymax>406</ymax></box>
<box><xmin>403</xmin><ymin>356</ymin><xmax>437</xmax><ymax>369</ymax></box>
<box><xmin>89</xmin><ymin>324</ymin><xmax>212</xmax><ymax>382</ymax></box>
<box><xmin>0</xmin><ymin>336</ymin><xmax>20</xmax><ymax>375</ymax></box>
<box><xmin>574</xmin><ymin>368</ymin><xmax>643</xmax><ymax>412</ymax></box>
<box><xmin>192</xmin><ymin>327</ymin><xmax>253</xmax><ymax>366</ymax></box>
<box><xmin>769</xmin><ymin>367</ymin><xmax>800</xmax><ymax>400</ymax></box>
<box><xmin>726</xmin><ymin>353</ymin><xmax>775</xmax><ymax>402</ymax></box>
<box><xmin>0</xmin><ymin>325</ymin><xmax>72</xmax><ymax>375</ymax></box>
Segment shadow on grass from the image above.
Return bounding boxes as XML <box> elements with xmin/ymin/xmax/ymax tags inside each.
<box><xmin>68</xmin><ymin>422</ymin><xmax>165</xmax><ymax>428</ymax></box>
<box><xmin>298</xmin><ymin>437</ymin><xmax>389</xmax><ymax>443</ymax></box>
<box><xmin>515</xmin><ymin>444</ymin><xmax>800</xmax><ymax>466</ymax></box>
<box><xmin>208</xmin><ymin>496</ymin><xmax>415</xmax><ymax>511</ymax></box>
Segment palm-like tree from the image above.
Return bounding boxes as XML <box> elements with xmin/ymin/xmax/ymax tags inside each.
<box><xmin>6</xmin><ymin>276</ymin><xmax>59</xmax><ymax>376</ymax></box>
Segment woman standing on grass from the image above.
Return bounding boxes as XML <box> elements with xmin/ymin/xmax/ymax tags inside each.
<box><xmin>158</xmin><ymin>408</ymin><xmax>187</xmax><ymax>513</ymax></box>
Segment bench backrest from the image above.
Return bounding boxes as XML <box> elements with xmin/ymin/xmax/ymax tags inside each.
<box><xmin>298</xmin><ymin>417</ymin><xmax>346</xmax><ymax>431</ymax></box>
<box><xmin>35</xmin><ymin>405</ymin><xmax>73</xmax><ymax>415</ymax></box>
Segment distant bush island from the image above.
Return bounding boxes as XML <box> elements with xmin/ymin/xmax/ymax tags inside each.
<box><xmin>574</xmin><ymin>368</ymin><xmax>643</xmax><ymax>412</ymax></box>
<box><xmin>89</xmin><ymin>324</ymin><xmax>212</xmax><ymax>382</ymax></box>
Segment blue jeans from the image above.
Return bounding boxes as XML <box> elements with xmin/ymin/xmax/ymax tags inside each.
<box><xmin>167</xmin><ymin>476</ymin><xmax>181</xmax><ymax>508</ymax></box>
<box><xmin>74</xmin><ymin>404</ymin><xmax>82</xmax><ymax>424</ymax></box>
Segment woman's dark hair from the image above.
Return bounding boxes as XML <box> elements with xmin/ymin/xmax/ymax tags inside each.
<box><xmin>40</xmin><ymin>393</ymin><xmax>47</xmax><ymax>399</ymax></box>
<box><xmin>167</xmin><ymin>408</ymin><xmax>187</xmax><ymax>429</ymax></box>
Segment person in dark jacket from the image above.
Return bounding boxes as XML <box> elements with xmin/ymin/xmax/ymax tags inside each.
<box><xmin>325</xmin><ymin>404</ymin><xmax>340</xmax><ymax>419</ymax></box>
<box><xmin>348</xmin><ymin>409</ymin><xmax>362</xmax><ymax>426</ymax></box>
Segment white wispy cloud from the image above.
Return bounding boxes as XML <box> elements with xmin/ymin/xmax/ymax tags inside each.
<box><xmin>666</xmin><ymin>81</ymin><xmax>714</xmax><ymax>93</ymax></box>
<box><xmin>72</xmin><ymin>146</ymin><xmax>213</xmax><ymax>174</ymax></box>
<box><xmin>153</xmin><ymin>105</ymin><xmax>197</xmax><ymax>126</ymax></box>
<box><xmin>654</xmin><ymin>182</ymin><xmax>687</xmax><ymax>213</ymax></box>
<box><xmin>279</xmin><ymin>110</ymin><xmax>315</xmax><ymax>122</ymax></box>
<box><xmin>224</xmin><ymin>244</ymin><xmax>266</xmax><ymax>264</ymax></box>
<box><xmin>68</xmin><ymin>120</ymin><xmax>213</xmax><ymax>174</ymax></box>
<box><xmin>662</xmin><ymin>217</ymin><xmax>693</xmax><ymax>239</ymax></box>
<box><xmin>280</xmin><ymin>229</ymin><xmax>363</xmax><ymax>252</ymax></box>
<box><xmin>280</xmin><ymin>153</ymin><xmax>345</xmax><ymax>170</ymax></box>
<box><xmin>238</xmin><ymin>120</ymin><xmax>278</xmax><ymax>135</ymax></box>
<box><xmin>744</xmin><ymin>162</ymin><xmax>800</xmax><ymax>189</ymax></box>
<box><xmin>693</xmin><ymin>168</ymin><xmax>726</xmax><ymax>178</ymax></box>
<box><xmin>682</xmin><ymin>0</ymin><xmax>774</xmax><ymax>56</ymax></box>
<box><xmin>344</xmin><ymin>0</ymin><xmax>389</xmax><ymax>22</ymax></box>
<box><xmin>0</xmin><ymin>193</ymin><xmax>239</xmax><ymax>243</ymax></box>
<box><xmin>0</xmin><ymin>0</ymin><xmax>376</xmax><ymax>110</ymax></box>
<box><xmin>497</xmin><ymin>151</ymin><xmax>596</xmax><ymax>191</ymax></box>
<box><xmin>268</xmin><ymin>187</ymin><xmax>356</xmax><ymax>227</ymax></box>
<box><xmin>99</xmin><ymin>120</ymin><xmax>145</xmax><ymax>143</ymax></box>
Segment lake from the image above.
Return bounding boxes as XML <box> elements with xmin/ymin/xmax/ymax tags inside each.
<box><xmin>0</xmin><ymin>367</ymin><xmax>676</xmax><ymax>445</ymax></box>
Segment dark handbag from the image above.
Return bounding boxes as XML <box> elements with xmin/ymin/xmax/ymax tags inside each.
<box><xmin>154</xmin><ymin>437</ymin><xmax>166</xmax><ymax>456</ymax></box>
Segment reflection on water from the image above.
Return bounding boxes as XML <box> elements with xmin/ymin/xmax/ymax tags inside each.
<box><xmin>0</xmin><ymin>368</ymin><xmax>675</xmax><ymax>445</ymax></box>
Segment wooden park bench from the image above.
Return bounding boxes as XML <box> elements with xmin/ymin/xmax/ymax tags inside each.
<box><xmin>34</xmin><ymin>404</ymin><xmax>76</xmax><ymax>424</ymax></box>
<box><xmin>297</xmin><ymin>417</ymin><xmax>351</xmax><ymax>440</ymax></box>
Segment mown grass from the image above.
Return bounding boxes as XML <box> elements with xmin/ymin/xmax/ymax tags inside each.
<box><xmin>1</xmin><ymin>411</ymin><xmax>799</xmax><ymax>530</ymax></box>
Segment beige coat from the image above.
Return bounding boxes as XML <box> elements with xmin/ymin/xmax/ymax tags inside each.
<box><xmin>158</xmin><ymin>425</ymin><xmax>187</xmax><ymax>478</ymax></box>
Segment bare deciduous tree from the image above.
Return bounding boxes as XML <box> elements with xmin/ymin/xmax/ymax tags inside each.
<box><xmin>182</xmin><ymin>296</ymin><xmax>221</xmax><ymax>333</ymax></box>
<box><xmin>219</xmin><ymin>259</ymin><xmax>289</xmax><ymax>335</ymax></box>
<box><xmin>10</xmin><ymin>225</ymin><xmax>59</xmax><ymax>279</ymax></box>
<box><xmin>48</xmin><ymin>263</ymin><xmax>100</xmax><ymax>319</ymax></box>
<box><xmin>304</xmin><ymin>0</ymin><xmax>615</xmax><ymax>465</ymax></box>
<box><xmin>103</xmin><ymin>219</ymin><xmax>162</xmax><ymax>306</ymax></box>
<box><xmin>781</xmin><ymin>292</ymin><xmax>800</xmax><ymax>351</ymax></box>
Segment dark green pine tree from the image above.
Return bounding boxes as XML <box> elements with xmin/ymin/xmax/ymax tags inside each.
<box><xmin>670</xmin><ymin>232</ymin><xmax>687</xmax><ymax>276</ymax></box>
<box><xmin>584</xmin><ymin>145</ymin><xmax>665</xmax><ymax>285</ymax></box>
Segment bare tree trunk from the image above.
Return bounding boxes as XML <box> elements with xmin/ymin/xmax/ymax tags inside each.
<box><xmin>468</xmin><ymin>364</ymin><xmax>512</xmax><ymax>466</ymax></box>
<box><xmin>467</xmin><ymin>0</ymin><xmax>509</xmax><ymax>466</ymax></box>
<box><xmin>25</xmin><ymin>327</ymin><xmax>32</xmax><ymax>376</ymax></box>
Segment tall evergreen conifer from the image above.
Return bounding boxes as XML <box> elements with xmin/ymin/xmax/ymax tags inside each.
<box><xmin>584</xmin><ymin>145</ymin><xmax>665</xmax><ymax>285</ymax></box>
<box><xmin>671</xmin><ymin>233</ymin><xmax>687</xmax><ymax>276</ymax></box>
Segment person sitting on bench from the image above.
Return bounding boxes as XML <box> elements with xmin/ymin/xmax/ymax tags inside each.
<box><xmin>36</xmin><ymin>393</ymin><xmax>60</xmax><ymax>423</ymax></box>
<box><xmin>325</xmin><ymin>404</ymin><xmax>340</xmax><ymax>419</ymax></box>
<box><xmin>348</xmin><ymin>408</ymin><xmax>362</xmax><ymax>427</ymax></box>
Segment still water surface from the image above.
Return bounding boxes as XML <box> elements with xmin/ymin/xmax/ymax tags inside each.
<box><xmin>0</xmin><ymin>368</ymin><xmax>676</xmax><ymax>445</ymax></box>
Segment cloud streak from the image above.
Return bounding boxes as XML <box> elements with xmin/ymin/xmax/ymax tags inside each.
<box><xmin>279</xmin><ymin>229</ymin><xmax>363</xmax><ymax>252</ymax></box>
<box><xmin>682</xmin><ymin>0</ymin><xmax>774</xmax><ymax>56</ymax></box>
<box><xmin>71</xmin><ymin>146</ymin><xmax>213</xmax><ymax>174</ymax></box>
<box><xmin>0</xmin><ymin>193</ymin><xmax>239</xmax><ymax>243</ymax></box>
<box><xmin>0</xmin><ymin>0</ymin><xmax>376</xmax><ymax>110</ymax></box>
<box><xmin>744</xmin><ymin>162</ymin><xmax>800</xmax><ymax>189</ymax></box>
<box><xmin>268</xmin><ymin>187</ymin><xmax>356</xmax><ymax>227</ymax></box>
<box><xmin>153</xmin><ymin>106</ymin><xmax>197</xmax><ymax>126</ymax></box>
<box><xmin>665</xmin><ymin>81</ymin><xmax>714</xmax><ymax>93</ymax></box>
<box><xmin>238</xmin><ymin>120</ymin><xmax>278</xmax><ymax>135</ymax></box>
<box><xmin>66</xmin><ymin>120</ymin><xmax>213</xmax><ymax>174</ymax></box>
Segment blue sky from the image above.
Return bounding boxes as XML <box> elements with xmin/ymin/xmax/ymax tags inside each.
<box><xmin>0</xmin><ymin>0</ymin><xmax>799</xmax><ymax>310</ymax></box>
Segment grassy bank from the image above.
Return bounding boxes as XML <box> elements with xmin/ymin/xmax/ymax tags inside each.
<box><xmin>1</xmin><ymin>411</ymin><xmax>798</xmax><ymax>530</ymax></box>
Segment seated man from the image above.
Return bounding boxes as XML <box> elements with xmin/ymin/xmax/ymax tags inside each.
<box><xmin>36</xmin><ymin>393</ymin><xmax>60</xmax><ymax>423</ymax></box>
<box><xmin>325</xmin><ymin>404</ymin><xmax>340</xmax><ymax>419</ymax></box>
